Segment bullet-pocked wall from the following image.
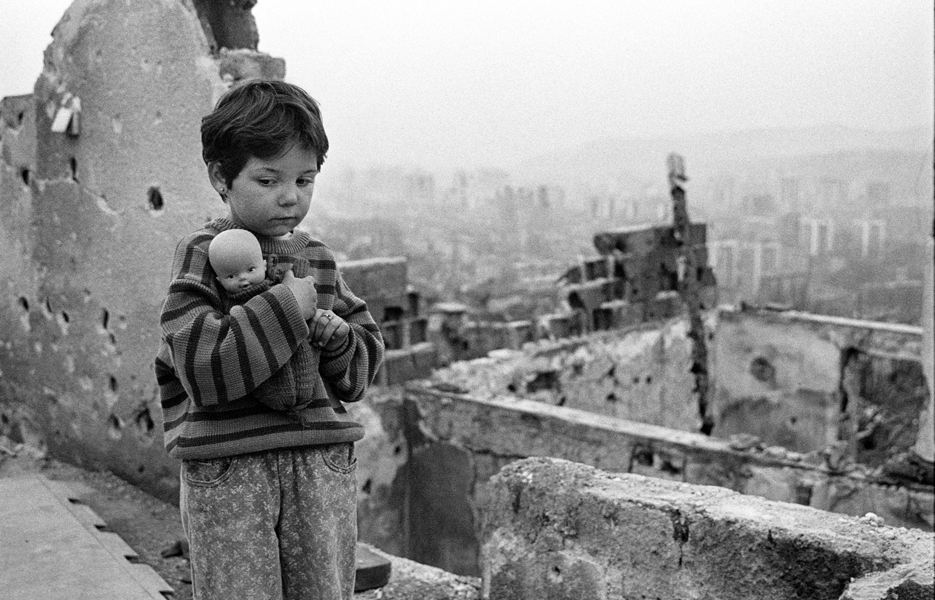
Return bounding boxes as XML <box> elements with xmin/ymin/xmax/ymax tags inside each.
<box><xmin>0</xmin><ymin>0</ymin><xmax>283</xmax><ymax>501</ymax></box>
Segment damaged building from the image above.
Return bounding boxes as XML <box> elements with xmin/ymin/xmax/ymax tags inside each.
<box><xmin>0</xmin><ymin>1</ymin><xmax>932</xmax><ymax>598</ymax></box>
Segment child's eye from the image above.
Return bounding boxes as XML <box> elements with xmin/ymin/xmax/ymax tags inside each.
<box><xmin>297</xmin><ymin>177</ymin><xmax>316</xmax><ymax>187</ymax></box>
<box><xmin>248</xmin><ymin>267</ymin><xmax>256</xmax><ymax>272</ymax></box>
<box><xmin>257</xmin><ymin>178</ymin><xmax>276</xmax><ymax>186</ymax></box>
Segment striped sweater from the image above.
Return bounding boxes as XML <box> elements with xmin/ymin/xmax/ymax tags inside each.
<box><xmin>155</xmin><ymin>218</ymin><xmax>384</xmax><ymax>460</ymax></box>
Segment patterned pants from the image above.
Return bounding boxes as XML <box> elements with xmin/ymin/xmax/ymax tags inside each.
<box><xmin>180</xmin><ymin>444</ymin><xmax>357</xmax><ymax>600</ymax></box>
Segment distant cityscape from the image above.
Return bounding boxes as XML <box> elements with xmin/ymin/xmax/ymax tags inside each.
<box><xmin>305</xmin><ymin>128</ymin><xmax>933</xmax><ymax>327</ymax></box>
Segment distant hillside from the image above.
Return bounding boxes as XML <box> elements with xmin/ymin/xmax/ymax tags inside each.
<box><xmin>512</xmin><ymin>124</ymin><xmax>933</xmax><ymax>187</ymax></box>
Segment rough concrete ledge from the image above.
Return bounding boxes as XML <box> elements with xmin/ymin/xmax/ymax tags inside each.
<box><xmin>478</xmin><ymin>457</ymin><xmax>933</xmax><ymax>600</ymax></box>
<box><xmin>355</xmin><ymin>543</ymin><xmax>480</xmax><ymax>600</ymax></box>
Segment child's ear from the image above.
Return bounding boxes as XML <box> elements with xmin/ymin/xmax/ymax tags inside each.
<box><xmin>207</xmin><ymin>162</ymin><xmax>228</xmax><ymax>199</ymax></box>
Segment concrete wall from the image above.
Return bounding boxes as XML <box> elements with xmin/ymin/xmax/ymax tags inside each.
<box><xmin>479</xmin><ymin>457</ymin><xmax>933</xmax><ymax>600</ymax></box>
<box><xmin>715</xmin><ymin>307</ymin><xmax>927</xmax><ymax>466</ymax></box>
<box><xmin>428</xmin><ymin>306</ymin><xmax>929</xmax><ymax>469</ymax></box>
<box><xmin>0</xmin><ymin>0</ymin><xmax>282</xmax><ymax>501</ymax></box>
<box><xmin>430</xmin><ymin>318</ymin><xmax>708</xmax><ymax>432</ymax></box>
<box><xmin>352</xmin><ymin>383</ymin><xmax>933</xmax><ymax>578</ymax></box>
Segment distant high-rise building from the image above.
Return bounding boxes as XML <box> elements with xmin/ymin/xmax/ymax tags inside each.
<box><xmin>866</xmin><ymin>181</ymin><xmax>890</xmax><ymax>208</ymax></box>
<box><xmin>818</xmin><ymin>177</ymin><xmax>848</xmax><ymax>210</ymax></box>
<box><xmin>780</xmin><ymin>177</ymin><xmax>799</xmax><ymax>209</ymax></box>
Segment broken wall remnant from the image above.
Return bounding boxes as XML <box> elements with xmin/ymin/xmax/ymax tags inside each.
<box><xmin>0</xmin><ymin>0</ymin><xmax>282</xmax><ymax>500</ymax></box>
<box><xmin>431</xmin><ymin>320</ymin><xmax>704</xmax><ymax>431</ymax></box>
<box><xmin>350</xmin><ymin>381</ymin><xmax>932</xmax><ymax>577</ymax></box>
<box><xmin>715</xmin><ymin>306</ymin><xmax>929</xmax><ymax>478</ymax></box>
<box><xmin>478</xmin><ymin>457</ymin><xmax>933</xmax><ymax>600</ymax></box>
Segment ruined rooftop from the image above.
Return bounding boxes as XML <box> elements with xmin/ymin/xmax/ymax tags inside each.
<box><xmin>0</xmin><ymin>1</ymin><xmax>932</xmax><ymax>598</ymax></box>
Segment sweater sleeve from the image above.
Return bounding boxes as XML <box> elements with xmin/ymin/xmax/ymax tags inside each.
<box><xmin>160</xmin><ymin>232</ymin><xmax>310</xmax><ymax>407</ymax></box>
<box><xmin>318</xmin><ymin>270</ymin><xmax>385</xmax><ymax>403</ymax></box>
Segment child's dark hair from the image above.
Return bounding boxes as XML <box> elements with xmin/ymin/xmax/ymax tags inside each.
<box><xmin>201</xmin><ymin>79</ymin><xmax>329</xmax><ymax>187</ymax></box>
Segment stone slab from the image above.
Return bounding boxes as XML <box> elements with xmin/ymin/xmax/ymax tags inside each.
<box><xmin>0</xmin><ymin>476</ymin><xmax>172</xmax><ymax>600</ymax></box>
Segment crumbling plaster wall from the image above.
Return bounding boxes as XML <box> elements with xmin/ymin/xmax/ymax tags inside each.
<box><xmin>431</xmin><ymin>317</ymin><xmax>710</xmax><ymax>432</ymax></box>
<box><xmin>0</xmin><ymin>0</ymin><xmax>282</xmax><ymax>500</ymax></box>
<box><xmin>715</xmin><ymin>307</ymin><xmax>927</xmax><ymax>461</ymax></box>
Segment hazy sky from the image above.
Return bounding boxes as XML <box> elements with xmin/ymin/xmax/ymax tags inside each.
<box><xmin>1</xmin><ymin>1</ymin><xmax>932</xmax><ymax>170</ymax></box>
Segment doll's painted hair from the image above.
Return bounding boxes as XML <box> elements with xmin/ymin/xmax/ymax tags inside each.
<box><xmin>201</xmin><ymin>79</ymin><xmax>329</xmax><ymax>187</ymax></box>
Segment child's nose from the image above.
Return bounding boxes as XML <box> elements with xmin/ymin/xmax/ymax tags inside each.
<box><xmin>279</xmin><ymin>185</ymin><xmax>300</xmax><ymax>206</ymax></box>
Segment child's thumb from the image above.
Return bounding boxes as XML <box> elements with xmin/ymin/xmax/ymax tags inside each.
<box><xmin>281</xmin><ymin>268</ymin><xmax>295</xmax><ymax>284</ymax></box>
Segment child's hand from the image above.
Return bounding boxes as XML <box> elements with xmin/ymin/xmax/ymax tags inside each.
<box><xmin>309</xmin><ymin>309</ymin><xmax>350</xmax><ymax>351</ymax></box>
<box><xmin>281</xmin><ymin>269</ymin><xmax>318</xmax><ymax>321</ymax></box>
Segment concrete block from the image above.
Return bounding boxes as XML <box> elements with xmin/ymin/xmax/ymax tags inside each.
<box><xmin>354</xmin><ymin>543</ymin><xmax>480</xmax><ymax>600</ymax></box>
<box><xmin>340</xmin><ymin>257</ymin><xmax>408</xmax><ymax>303</ymax></box>
<box><xmin>217</xmin><ymin>48</ymin><xmax>286</xmax><ymax>81</ymax></box>
<box><xmin>479</xmin><ymin>457</ymin><xmax>933</xmax><ymax>600</ymax></box>
<box><xmin>594</xmin><ymin>225</ymin><xmax>668</xmax><ymax>255</ymax></box>
<box><xmin>382</xmin><ymin>320</ymin><xmax>404</xmax><ymax>351</ymax></box>
<box><xmin>409</xmin><ymin>316</ymin><xmax>428</xmax><ymax>345</ymax></box>
<box><xmin>378</xmin><ymin>344</ymin><xmax>437</xmax><ymax>386</ymax></box>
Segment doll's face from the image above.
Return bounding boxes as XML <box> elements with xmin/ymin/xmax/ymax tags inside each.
<box><xmin>215</xmin><ymin>253</ymin><xmax>266</xmax><ymax>293</ymax></box>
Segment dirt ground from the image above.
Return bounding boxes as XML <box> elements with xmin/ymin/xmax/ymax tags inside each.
<box><xmin>0</xmin><ymin>437</ymin><xmax>193</xmax><ymax>600</ymax></box>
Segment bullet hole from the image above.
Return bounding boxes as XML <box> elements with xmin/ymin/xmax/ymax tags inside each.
<box><xmin>393</xmin><ymin>445</ymin><xmax>402</xmax><ymax>455</ymax></box>
<box><xmin>69</xmin><ymin>157</ymin><xmax>78</xmax><ymax>182</ymax></box>
<box><xmin>607</xmin><ymin>365</ymin><xmax>616</xmax><ymax>379</ymax></box>
<box><xmin>18</xmin><ymin>297</ymin><xmax>29</xmax><ymax>312</ymax></box>
<box><xmin>606</xmin><ymin>393</ymin><xmax>618</xmax><ymax>403</ymax></box>
<box><xmin>107</xmin><ymin>414</ymin><xmax>123</xmax><ymax>440</ymax></box>
<box><xmin>147</xmin><ymin>186</ymin><xmax>164</xmax><ymax>211</ymax></box>
<box><xmin>0</xmin><ymin>413</ymin><xmax>9</xmax><ymax>425</ymax></box>
<box><xmin>526</xmin><ymin>370</ymin><xmax>558</xmax><ymax>393</ymax></box>
<box><xmin>645</xmin><ymin>375</ymin><xmax>653</xmax><ymax>384</ymax></box>
<box><xmin>101</xmin><ymin>308</ymin><xmax>110</xmax><ymax>330</ymax></box>
<box><xmin>660</xmin><ymin>458</ymin><xmax>682</xmax><ymax>475</ymax></box>
<box><xmin>557</xmin><ymin>396</ymin><xmax>566</xmax><ymax>406</ymax></box>
<box><xmin>135</xmin><ymin>408</ymin><xmax>154</xmax><ymax>433</ymax></box>
<box><xmin>750</xmin><ymin>356</ymin><xmax>776</xmax><ymax>384</ymax></box>
<box><xmin>794</xmin><ymin>481</ymin><xmax>813</xmax><ymax>506</ymax></box>
<box><xmin>60</xmin><ymin>311</ymin><xmax>70</xmax><ymax>323</ymax></box>
<box><xmin>361</xmin><ymin>478</ymin><xmax>373</xmax><ymax>494</ymax></box>
<box><xmin>137</xmin><ymin>465</ymin><xmax>145</xmax><ymax>474</ymax></box>
<box><xmin>789</xmin><ymin>416</ymin><xmax>798</xmax><ymax>426</ymax></box>
<box><xmin>17</xmin><ymin>111</ymin><xmax>24</xmax><ymax>125</ymax></box>
<box><xmin>633</xmin><ymin>446</ymin><xmax>654</xmax><ymax>466</ymax></box>
<box><xmin>571</xmin><ymin>363</ymin><xmax>584</xmax><ymax>377</ymax></box>
<box><xmin>109</xmin><ymin>376</ymin><xmax>118</xmax><ymax>393</ymax></box>
<box><xmin>506</xmin><ymin>383</ymin><xmax>517</xmax><ymax>393</ymax></box>
<box><xmin>19</xmin><ymin>168</ymin><xmax>30</xmax><ymax>185</ymax></box>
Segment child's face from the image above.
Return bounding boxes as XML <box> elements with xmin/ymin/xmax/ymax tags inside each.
<box><xmin>214</xmin><ymin>143</ymin><xmax>318</xmax><ymax>239</ymax></box>
<box><xmin>216</xmin><ymin>255</ymin><xmax>266</xmax><ymax>293</ymax></box>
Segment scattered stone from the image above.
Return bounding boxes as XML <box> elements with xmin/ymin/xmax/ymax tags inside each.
<box><xmin>728</xmin><ymin>433</ymin><xmax>762</xmax><ymax>451</ymax></box>
<box><xmin>858</xmin><ymin>512</ymin><xmax>884</xmax><ymax>527</ymax></box>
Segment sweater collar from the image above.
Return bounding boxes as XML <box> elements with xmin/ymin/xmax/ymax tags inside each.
<box><xmin>206</xmin><ymin>217</ymin><xmax>311</xmax><ymax>255</ymax></box>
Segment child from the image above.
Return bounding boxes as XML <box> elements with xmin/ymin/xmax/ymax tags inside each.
<box><xmin>208</xmin><ymin>228</ymin><xmax>319</xmax><ymax>420</ymax></box>
<box><xmin>155</xmin><ymin>79</ymin><xmax>385</xmax><ymax>599</ymax></box>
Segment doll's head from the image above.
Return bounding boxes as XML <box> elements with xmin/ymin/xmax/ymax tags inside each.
<box><xmin>208</xmin><ymin>229</ymin><xmax>267</xmax><ymax>293</ymax></box>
